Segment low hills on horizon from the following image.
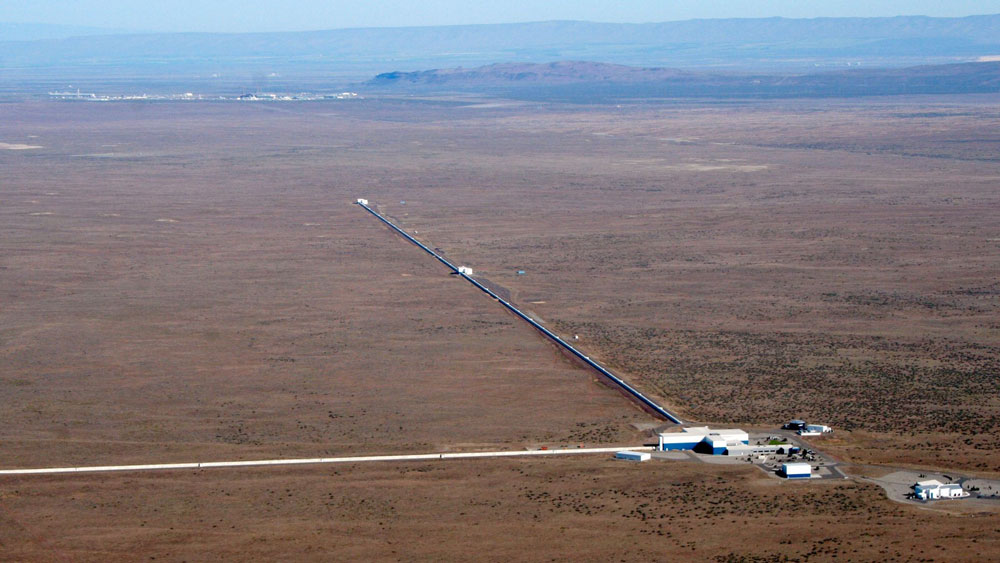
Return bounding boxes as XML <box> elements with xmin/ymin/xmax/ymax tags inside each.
<box><xmin>4</xmin><ymin>15</ymin><xmax>1000</xmax><ymax>98</ymax></box>
<box><xmin>0</xmin><ymin>22</ymin><xmax>138</xmax><ymax>41</ymax></box>
<box><xmin>4</xmin><ymin>14</ymin><xmax>1000</xmax><ymax>86</ymax></box>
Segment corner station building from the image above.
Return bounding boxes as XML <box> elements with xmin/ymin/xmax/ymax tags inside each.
<box><xmin>657</xmin><ymin>426</ymin><xmax>750</xmax><ymax>455</ymax></box>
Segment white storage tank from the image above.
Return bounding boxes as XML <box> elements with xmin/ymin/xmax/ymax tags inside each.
<box><xmin>782</xmin><ymin>462</ymin><xmax>812</xmax><ymax>479</ymax></box>
<box><xmin>614</xmin><ymin>451</ymin><xmax>651</xmax><ymax>462</ymax></box>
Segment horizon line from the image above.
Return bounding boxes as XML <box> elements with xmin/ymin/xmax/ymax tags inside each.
<box><xmin>3</xmin><ymin>12</ymin><xmax>1000</xmax><ymax>38</ymax></box>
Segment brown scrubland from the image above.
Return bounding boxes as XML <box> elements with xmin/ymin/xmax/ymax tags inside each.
<box><xmin>1</xmin><ymin>96</ymin><xmax>998</xmax><ymax>560</ymax></box>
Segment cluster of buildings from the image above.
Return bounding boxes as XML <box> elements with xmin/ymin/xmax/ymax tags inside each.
<box><xmin>654</xmin><ymin>423</ymin><xmax>831</xmax><ymax>457</ymax></box>
<box><xmin>653</xmin><ymin>426</ymin><xmax>815</xmax><ymax>479</ymax></box>
<box><xmin>236</xmin><ymin>92</ymin><xmax>359</xmax><ymax>101</ymax></box>
<box><xmin>617</xmin><ymin>422</ymin><xmax>979</xmax><ymax>493</ymax></box>
<box><xmin>616</xmin><ymin>427</ymin><xmax>973</xmax><ymax>492</ymax></box>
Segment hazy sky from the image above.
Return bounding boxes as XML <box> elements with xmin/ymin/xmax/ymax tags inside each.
<box><xmin>4</xmin><ymin>0</ymin><xmax>1000</xmax><ymax>33</ymax></box>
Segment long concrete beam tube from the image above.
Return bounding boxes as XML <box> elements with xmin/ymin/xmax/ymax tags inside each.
<box><xmin>357</xmin><ymin>201</ymin><xmax>683</xmax><ymax>424</ymax></box>
<box><xmin>0</xmin><ymin>446</ymin><xmax>654</xmax><ymax>476</ymax></box>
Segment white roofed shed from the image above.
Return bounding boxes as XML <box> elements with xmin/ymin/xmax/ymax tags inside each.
<box><xmin>614</xmin><ymin>451</ymin><xmax>651</xmax><ymax>462</ymax></box>
<box><xmin>782</xmin><ymin>462</ymin><xmax>812</xmax><ymax>479</ymax></box>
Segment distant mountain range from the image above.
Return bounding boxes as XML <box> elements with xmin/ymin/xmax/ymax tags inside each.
<box><xmin>0</xmin><ymin>22</ymin><xmax>137</xmax><ymax>41</ymax></box>
<box><xmin>3</xmin><ymin>15</ymin><xmax>1000</xmax><ymax>93</ymax></box>
<box><xmin>4</xmin><ymin>15</ymin><xmax>1000</xmax><ymax>71</ymax></box>
<box><xmin>369</xmin><ymin>60</ymin><xmax>1000</xmax><ymax>101</ymax></box>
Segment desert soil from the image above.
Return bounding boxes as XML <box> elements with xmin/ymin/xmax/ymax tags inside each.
<box><xmin>1</xmin><ymin>96</ymin><xmax>998</xmax><ymax>560</ymax></box>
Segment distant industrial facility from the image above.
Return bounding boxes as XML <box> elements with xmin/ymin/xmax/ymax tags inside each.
<box><xmin>657</xmin><ymin>427</ymin><xmax>749</xmax><ymax>455</ymax></box>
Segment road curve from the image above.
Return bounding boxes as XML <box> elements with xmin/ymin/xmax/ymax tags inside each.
<box><xmin>357</xmin><ymin>200</ymin><xmax>684</xmax><ymax>424</ymax></box>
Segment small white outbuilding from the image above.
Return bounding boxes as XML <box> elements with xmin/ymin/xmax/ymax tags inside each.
<box><xmin>457</xmin><ymin>266</ymin><xmax>474</xmax><ymax>276</ymax></box>
<box><xmin>799</xmin><ymin>424</ymin><xmax>833</xmax><ymax>436</ymax></box>
<box><xmin>615</xmin><ymin>451</ymin><xmax>651</xmax><ymax>462</ymax></box>
<box><xmin>356</xmin><ymin>198</ymin><xmax>369</xmax><ymax>205</ymax></box>
<box><xmin>914</xmin><ymin>480</ymin><xmax>969</xmax><ymax>500</ymax></box>
<box><xmin>782</xmin><ymin>462</ymin><xmax>812</xmax><ymax>479</ymax></box>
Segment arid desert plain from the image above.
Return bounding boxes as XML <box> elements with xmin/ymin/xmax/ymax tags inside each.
<box><xmin>2</xmin><ymin>96</ymin><xmax>999</xmax><ymax>560</ymax></box>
